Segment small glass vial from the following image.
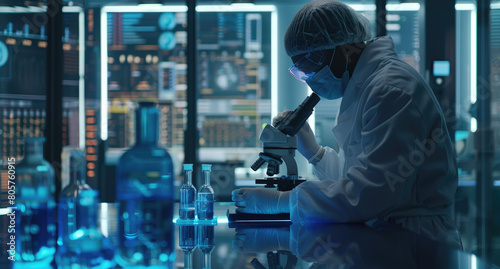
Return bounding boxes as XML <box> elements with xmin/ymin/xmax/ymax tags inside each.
<box><xmin>197</xmin><ymin>164</ymin><xmax>214</xmax><ymax>220</ymax></box>
<box><xmin>197</xmin><ymin>225</ymin><xmax>215</xmax><ymax>269</ymax></box>
<box><xmin>180</xmin><ymin>164</ymin><xmax>196</xmax><ymax>220</ymax></box>
<box><xmin>179</xmin><ymin>225</ymin><xmax>196</xmax><ymax>269</ymax></box>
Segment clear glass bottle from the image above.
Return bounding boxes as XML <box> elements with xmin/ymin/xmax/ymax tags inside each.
<box><xmin>180</xmin><ymin>164</ymin><xmax>196</xmax><ymax>220</ymax></box>
<box><xmin>14</xmin><ymin>137</ymin><xmax>56</xmax><ymax>267</ymax></box>
<box><xmin>197</xmin><ymin>225</ymin><xmax>215</xmax><ymax>269</ymax></box>
<box><xmin>57</xmin><ymin>147</ymin><xmax>91</xmax><ymax>248</ymax></box>
<box><xmin>56</xmin><ymin>190</ymin><xmax>116</xmax><ymax>269</ymax></box>
<box><xmin>197</xmin><ymin>164</ymin><xmax>214</xmax><ymax>220</ymax></box>
<box><xmin>179</xmin><ymin>225</ymin><xmax>196</xmax><ymax>269</ymax></box>
<box><xmin>115</xmin><ymin>101</ymin><xmax>175</xmax><ymax>268</ymax></box>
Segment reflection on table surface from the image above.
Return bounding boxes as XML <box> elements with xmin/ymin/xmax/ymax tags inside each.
<box><xmin>2</xmin><ymin>202</ymin><xmax>498</xmax><ymax>269</ymax></box>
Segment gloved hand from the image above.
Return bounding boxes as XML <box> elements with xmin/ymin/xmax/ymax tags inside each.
<box><xmin>231</xmin><ymin>188</ymin><xmax>291</xmax><ymax>214</ymax></box>
<box><xmin>272</xmin><ymin>110</ymin><xmax>323</xmax><ymax>162</ymax></box>
<box><xmin>232</xmin><ymin>227</ymin><xmax>290</xmax><ymax>253</ymax></box>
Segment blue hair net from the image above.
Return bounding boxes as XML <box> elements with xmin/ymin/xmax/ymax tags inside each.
<box><xmin>284</xmin><ymin>0</ymin><xmax>371</xmax><ymax>57</ymax></box>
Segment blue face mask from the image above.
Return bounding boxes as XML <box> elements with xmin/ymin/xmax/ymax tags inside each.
<box><xmin>305</xmin><ymin>54</ymin><xmax>350</xmax><ymax>100</ymax></box>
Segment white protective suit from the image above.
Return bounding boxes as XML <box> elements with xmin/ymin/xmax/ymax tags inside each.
<box><xmin>289</xmin><ymin>36</ymin><xmax>462</xmax><ymax>249</ymax></box>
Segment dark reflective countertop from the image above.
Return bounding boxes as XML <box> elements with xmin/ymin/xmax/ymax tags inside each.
<box><xmin>2</xmin><ymin>202</ymin><xmax>499</xmax><ymax>269</ymax></box>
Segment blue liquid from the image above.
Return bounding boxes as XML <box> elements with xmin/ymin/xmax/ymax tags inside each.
<box><xmin>56</xmin><ymin>228</ymin><xmax>116</xmax><ymax>269</ymax></box>
<box><xmin>58</xmin><ymin>195</ymin><xmax>98</xmax><ymax>246</ymax></box>
<box><xmin>15</xmin><ymin>200</ymin><xmax>56</xmax><ymax>266</ymax></box>
<box><xmin>197</xmin><ymin>192</ymin><xmax>214</xmax><ymax>220</ymax></box>
<box><xmin>180</xmin><ymin>186</ymin><xmax>196</xmax><ymax>220</ymax></box>
<box><xmin>58</xmin><ymin>248</ymin><xmax>116</xmax><ymax>269</ymax></box>
<box><xmin>197</xmin><ymin>225</ymin><xmax>215</xmax><ymax>254</ymax></box>
<box><xmin>57</xmin><ymin>191</ymin><xmax>115</xmax><ymax>269</ymax></box>
<box><xmin>180</xmin><ymin>207</ymin><xmax>196</xmax><ymax>220</ymax></box>
<box><xmin>179</xmin><ymin>226</ymin><xmax>196</xmax><ymax>253</ymax></box>
<box><xmin>57</xmin><ymin>197</ymin><xmax>77</xmax><ymax>248</ymax></box>
<box><xmin>116</xmin><ymin>198</ymin><xmax>175</xmax><ymax>268</ymax></box>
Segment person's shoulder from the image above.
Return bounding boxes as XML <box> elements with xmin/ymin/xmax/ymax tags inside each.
<box><xmin>365</xmin><ymin>58</ymin><xmax>426</xmax><ymax>95</ymax></box>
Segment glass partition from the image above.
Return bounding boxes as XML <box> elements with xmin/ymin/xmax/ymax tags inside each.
<box><xmin>101</xmin><ymin>5</ymin><xmax>188</xmax><ymax>180</ymax></box>
<box><xmin>0</xmin><ymin>3</ymin><xmax>86</xmax><ymax>204</ymax></box>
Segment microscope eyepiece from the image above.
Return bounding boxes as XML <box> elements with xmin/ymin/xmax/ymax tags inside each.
<box><xmin>276</xmin><ymin>93</ymin><xmax>320</xmax><ymax>136</ymax></box>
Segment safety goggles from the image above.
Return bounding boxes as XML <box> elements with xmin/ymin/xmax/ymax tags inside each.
<box><xmin>288</xmin><ymin>49</ymin><xmax>329</xmax><ymax>82</ymax></box>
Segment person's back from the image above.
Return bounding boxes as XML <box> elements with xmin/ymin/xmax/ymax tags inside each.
<box><xmin>320</xmin><ymin>35</ymin><xmax>461</xmax><ymax>247</ymax></box>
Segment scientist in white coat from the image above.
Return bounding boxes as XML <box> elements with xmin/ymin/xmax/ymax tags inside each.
<box><xmin>232</xmin><ymin>0</ymin><xmax>462</xmax><ymax>248</ymax></box>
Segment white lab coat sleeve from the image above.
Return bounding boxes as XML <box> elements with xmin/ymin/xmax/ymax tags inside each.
<box><xmin>290</xmin><ymin>86</ymin><xmax>423</xmax><ymax>224</ymax></box>
<box><xmin>312</xmin><ymin>146</ymin><xmax>342</xmax><ymax>181</ymax></box>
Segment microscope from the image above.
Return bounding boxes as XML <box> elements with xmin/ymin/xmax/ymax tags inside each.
<box><xmin>251</xmin><ymin>93</ymin><xmax>320</xmax><ymax>191</ymax></box>
<box><xmin>228</xmin><ymin>93</ymin><xmax>320</xmax><ymax>223</ymax></box>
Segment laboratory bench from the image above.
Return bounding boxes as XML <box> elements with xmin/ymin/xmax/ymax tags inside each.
<box><xmin>2</xmin><ymin>202</ymin><xmax>499</xmax><ymax>269</ymax></box>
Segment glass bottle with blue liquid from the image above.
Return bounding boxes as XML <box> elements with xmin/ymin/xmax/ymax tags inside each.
<box><xmin>115</xmin><ymin>101</ymin><xmax>175</xmax><ymax>268</ymax></box>
<box><xmin>57</xmin><ymin>147</ymin><xmax>91</xmax><ymax>248</ymax></box>
<box><xmin>14</xmin><ymin>137</ymin><xmax>56</xmax><ymax>268</ymax></box>
<box><xmin>180</xmin><ymin>164</ymin><xmax>196</xmax><ymax>220</ymax></box>
<box><xmin>179</xmin><ymin>225</ymin><xmax>196</xmax><ymax>269</ymax></box>
<box><xmin>56</xmin><ymin>190</ymin><xmax>115</xmax><ymax>269</ymax></box>
<box><xmin>197</xmin><ymin>164</ymin><xmax>214</xmax><ymax>220</ymax></box>
<box><xmin>197</xmin><ymin>225</ymin><xmax>215</xmax><ymax>269</ymax></box>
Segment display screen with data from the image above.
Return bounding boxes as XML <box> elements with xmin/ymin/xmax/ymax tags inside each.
<box><xmin>105</xmin><ymin>9</ymin><xmax>273</xmax><ymax>149</ymax></box>
<box><xmin>106</xmin><ymin>10</ymin><xmax>187</xmax><ymax>149</ymax></box>
<box><xmin>0</xmin><ymin>10</ymin><xmax>82</xmax><ymax>162</ymax></box>
<box><xmin>197</xmin><ymin>11</ymin><xmax>272</xmax><ymax>148</ymax></box>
